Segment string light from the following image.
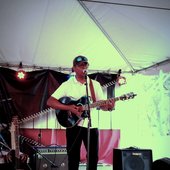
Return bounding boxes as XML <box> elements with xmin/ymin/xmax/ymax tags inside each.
<box><xmin>117</xmin><ymin>76</ymin><xmax>126</xmax><ymax>86</ymax></box>
<box><xmin>116</xmin><ymin>69</ymin><xmax>126</xmax><ymax>86</ymax></box>
<box><xmin>16</xmin><ymin>62</ymin><xmax>26</xmax><ymax>80</ymax></box>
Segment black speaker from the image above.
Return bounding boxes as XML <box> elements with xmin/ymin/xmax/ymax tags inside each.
<box><xmin>31</xmin><ymin>146</ymin><xmax>68</xmax><ymax>170</ymax></box>
<box><xmin>153</xmin><ymin>157</ymin><xmax>170</xmax><ymax>170</ymax></box>
<box><xmin>113</xmin><ymin>148</ymin><xmax>152</xmax><ymax>170</ymax></box>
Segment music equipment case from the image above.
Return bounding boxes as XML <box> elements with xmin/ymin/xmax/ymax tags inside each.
<box><xmin>152</xmin><ymin>157</ymin><xmax>170</xmax><ymax>170</ymax></box>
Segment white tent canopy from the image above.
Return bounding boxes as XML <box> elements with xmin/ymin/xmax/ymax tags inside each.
<box><xmin>0</xmin><ymin>0</ymin><xmax>170</xmax><ymax>74</ymax></box>
<box><xmin>0</xmin><ymin>0</ymin><xmax>170</xmax><ymax>163</ymax></box>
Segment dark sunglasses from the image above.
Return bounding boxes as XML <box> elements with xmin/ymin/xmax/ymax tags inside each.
<box><xmin>76</xmin><ymin>56</ymin><xmax>88</xmax><ymax>62</ymax></box>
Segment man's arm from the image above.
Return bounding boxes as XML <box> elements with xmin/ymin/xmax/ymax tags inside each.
<box><xmin>47</xmin><ymin>96</ymin><xmax>83</xmax><ymax>116</ymax></box>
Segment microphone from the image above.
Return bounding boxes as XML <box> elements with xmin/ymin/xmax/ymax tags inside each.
<box><xmin>117</xmin><ymin>69</ymin><xmax>121</xmax><ymax>77</ymax></box>
<box><xmin>83</xmin><ymin>69</ymin><xmax>88</xmax><ymax>80</ymax></box>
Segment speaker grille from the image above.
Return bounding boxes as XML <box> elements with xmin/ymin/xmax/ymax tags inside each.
<box><xmin>124</xmin><ymin>155</ymin><xmax>144</xmax><ymax>170</ymax></box>
<box><xmin>113</xmin><ymin>148</ymin><xmax>152</xmax><ymax>170</ymax></box>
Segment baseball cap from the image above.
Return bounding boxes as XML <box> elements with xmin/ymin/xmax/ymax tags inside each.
<box><xmin>73</xmin><ymin>56</ymin><xmax>88</xmax><ymax>66</ymax></box>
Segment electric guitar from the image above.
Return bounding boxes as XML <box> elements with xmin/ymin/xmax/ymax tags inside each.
<box><xmin>10</xmin><ymin>116</ymin><xmax>29</xmax><ymax>170</ymax></box>
<box><xmin>55</xmin><ymin>92</ymin><xmax>137</xmax><ymax>128</ymax></box>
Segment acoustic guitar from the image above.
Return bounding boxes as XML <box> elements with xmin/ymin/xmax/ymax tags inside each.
<box><xmin>55</xmin><ymin>92</ymin><xmax>137</xmax><ymax>128</ymax></box>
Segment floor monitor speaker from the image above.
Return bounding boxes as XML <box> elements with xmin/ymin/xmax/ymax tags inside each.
<box><xmin>113</xmin><ymin>148</ymin><xmax>152</xmax><ymax>170</ymax></box>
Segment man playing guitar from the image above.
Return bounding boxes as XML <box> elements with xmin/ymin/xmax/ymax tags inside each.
<box><xmin>47</xmin><ymin>56</ymin><xmax>115</xmax><ymax>170</ymax></box>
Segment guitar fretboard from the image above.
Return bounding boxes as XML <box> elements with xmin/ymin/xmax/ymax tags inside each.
<box><xmin>19</xmin><ymin>108</ymin><xmax>52</xmax><ymax>124</ymax></box>
<box><xmin>83</xmin><ymin>92</ymin><xmax>137</xmax><ymax>110</ymax></box>
<box><xmin>10</xmin><ymin>116</ymin><xmax>20</xmax><ymax>159</ymax></box>
<box><xmin>20</xmin><ymin>135</ymin><xmax>44</xmax><ymax>147</ymax></box>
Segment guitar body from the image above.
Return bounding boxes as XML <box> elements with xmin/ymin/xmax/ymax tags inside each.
<box><xmin>55</xmin><ymin>96</ymin><xmax>88</xmax><ymax>128</ymax></box>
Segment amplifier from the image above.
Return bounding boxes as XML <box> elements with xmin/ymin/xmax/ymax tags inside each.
<box><xmin>31</xmin><ymin>146</ymin><xmax>68</xmax><ymax>170</ymax></box>
<box><xmin>113</xmin><ymin>148</ymin><xmax>152</xmax><ymax>170</ymax></box>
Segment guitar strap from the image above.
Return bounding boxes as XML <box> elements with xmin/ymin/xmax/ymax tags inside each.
<box><xmin>89</xmin><ymin>79</ymin><xmax>96</xmax><ymax>103</ymax></box>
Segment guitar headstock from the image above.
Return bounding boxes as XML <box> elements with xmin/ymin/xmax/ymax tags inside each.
<box><xmin>102</xmin><ymin>76</ymin><xmax>126</xmax><ymax>89</ymax></box>
<box><xmin>10</xmin><ymin>116</ymin><xmax>19</xmax><ymax>132</ymax></box>
<box><xmin>119</xmin><ymin>92</ymin><xmax>137</xmax><ymax>101</ymax></box>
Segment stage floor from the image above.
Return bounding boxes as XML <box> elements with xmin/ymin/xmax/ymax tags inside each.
<box><xmin>79</xmin><ymin>164</ymin><xmax>112</xmax><ymax>170</ymax></box>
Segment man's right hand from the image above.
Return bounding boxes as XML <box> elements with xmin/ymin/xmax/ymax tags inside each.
<box><xmin>68</xmin><ymin>105</ymin><xmax>83</xmax><ymax>116</ymax></box>
<box><xmin>5</xmin><ymin>151</ymin><xmax>12</xmax><ymax>163</ymax></box>
<box><xmin>5</xmin><ymin>150</ymin><xmax>28</xmax><ymax>163</ymax></box>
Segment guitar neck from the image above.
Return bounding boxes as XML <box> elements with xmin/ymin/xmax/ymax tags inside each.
<box><xmin>11</xmin><ymin>117</ymin><xmax>20</xmax><ymax>159</ymax></box>
<box><xmin>88</xmin><ymin>97</ymin><xmax>118</xmax><ymax>109</ymax></box>
<box><xmin>84</xmin><ymin>92</ymin><xmax>136</xmax><ymax>110</ymax></box>
<box><xmin>19</xmin><ymin>108</ymin><xmax>51</xmax><ymax>124</ymax></box>
<box><xmin>20</xmin><ymin>135</ymin><xmax>44</xmax><ymax>147</ymax></box>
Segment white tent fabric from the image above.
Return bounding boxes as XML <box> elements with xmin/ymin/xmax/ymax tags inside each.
<box><xmin>0</xmin><ymin>0</ymin><xmax>170</xmax><ymax>74</ymax></box>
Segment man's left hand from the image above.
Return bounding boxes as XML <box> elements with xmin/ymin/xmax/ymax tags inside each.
<box><xmin>100</xmin><ymin>98</ymin><xmax>115</xmax><ymax>111</ymax></box>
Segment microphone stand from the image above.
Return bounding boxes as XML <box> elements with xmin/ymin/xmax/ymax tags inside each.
<box><xmin>84</xmin><ymin>72</ymin><xmax>91</xmax><ymax>170</ymax></box>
